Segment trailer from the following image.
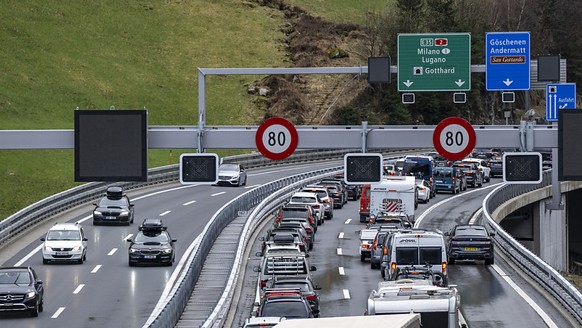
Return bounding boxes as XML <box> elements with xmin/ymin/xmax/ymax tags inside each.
<box><xmin>369</xmin><ymin>176</ymin><xmax>417</xmax><ymax>224</ymax></box>
<box><xmin>269</xmin><ymin>314</ymin><xmax>421</xmax><ymax>328</ymax></box>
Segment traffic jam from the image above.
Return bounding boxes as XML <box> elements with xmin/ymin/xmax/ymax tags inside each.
<box><xmin>243</xmin><ymin>151</ymin><xmax>502</xmax><ymax>328</ymax></box>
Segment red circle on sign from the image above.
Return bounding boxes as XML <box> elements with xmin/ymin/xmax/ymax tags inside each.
<box><xmin>432</xmin><ymin>117</ymin><xmax>476</xmax><ymax>161</ymax></box>
<box><xmin>255</xmin><ymin>117</ymin><xmax>299</xmax><ymax>160</ymax></box>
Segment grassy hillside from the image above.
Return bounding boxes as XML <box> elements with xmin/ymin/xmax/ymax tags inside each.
<box><xmin>0</xmin><ymin>0</ymin><xmax>385</xmax><ymax>220</ymax></box>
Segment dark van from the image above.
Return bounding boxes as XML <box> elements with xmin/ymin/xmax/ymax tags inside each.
<box><xmin>434</xmin><ymin>167</ymin><xmax>460</xmax><ymax>194</ymax></box>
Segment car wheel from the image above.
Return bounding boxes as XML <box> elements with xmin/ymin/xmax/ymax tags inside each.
<box><xmin>82</xmin><ymin>252</ymin><xmax>87</xmax><ymax>262</ymax></box>
<box><xmin>43</xmin><ymin>258</ymin><xmax>49</xmax><ymax>265</ymax></box>
<box><xmin>360</xmin><ymin>255</ymin><xmax>366</xmax><ymax>262</ymax></box>
<box><xmin>39</xmin><ymin>299</ymin><xmax>44</xmax><ymax>312</ymax></box>
<box><xmin>30</xmin><ymin>302</ymin><xmax>39</xmax><ymax>317</ymax></box>
<box><xmin>449</xmin><ymin>258</ymin><xmax>456</xmax><ymax>265</ymax></box>
<box><xmin>129</xmin><ymin>260</ymin><xmax>134</xmax><ymax>267</ymax></box>
<box><xmin>381</xmin><ymin>269</ymin><xmax>386</xmax><ymax>279</ymax></box>
<box><xmin>485</xmin><ymin>257</ymin><xmax>494</xmax><ymax>265</ymax></box>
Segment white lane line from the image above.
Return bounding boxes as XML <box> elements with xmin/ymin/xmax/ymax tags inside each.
<box><xmin>338</xmin><ymin>232</ymin><xmax>344</xmax><ymax>239</ymax></box>
<box><xmin>244</xmin><ymin>184</ymin><xmax>261</xmax><ymax>189</ymax></box>
<box><xmin>343</xmin><ymin>289</ymin><xmax>351</xmax><ymax>299</ymax></box>
<box><xmin>492</xmin><ymin>265</ymin><xmax>558</xmax><ymax>328</ymax></box>
<box><xmin>91</xmin><ymin>265</ymin><xmax>102</xmax><ymax>273</ymax></box>
<box><xmin>73</xmin><ymin>284</ymin><xmax>85</xmax><ymax>294</ymax></box>
<box><xmin>124</xmin><ymin>234</ymin><xmax>133</xmax><ymax>241</ymax></box>
<box><xmin>14</xmin><ymin>244</ymin><xmax>43</xmax><ymax>267</ymax></box>
<box><xmin>337</xmin><ymin>248</ymin><xmax>343</xmax><ymax>256</ymax></box>
<box><xmin>344</xmin><ymin>219</ymin><xmax>352</xmax><ymax>224</ymax></box>
<box><xmin>183</xmin><ymin>200</ymin><xmax>197</xmax><ymax>206</ymax></box>
<box><xmin>211</xmin><ymin>192</ymin><xmax>226</xmax><ymax>196</ymax></box>
<box><xmin>469</xmin><ymin>208</ymin><xmax>482</xmax><ymax>224</ymax></box>
<box><xmin>51</xmin><ymin>307</ymin><xmax>66</xmax><ymax>319</ymax></box>
<box><xmin>108</xmin><ymin>248</ymin><xmax>118</xmax><ymax>256</ymax></box>
<box><xmin>159</xmin><ymin>210</ymin><xmax>171</xmax><ymax>217</ymax></box>
<box><xmin>338</xmin><ymin>267</ymin><xmax>345</xmax><ymax>276</ymax></box>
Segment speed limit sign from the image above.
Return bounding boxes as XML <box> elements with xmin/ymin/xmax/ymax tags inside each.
<box><xmin>432</xmin><ymin>117</ymin><xmax>476</xmax><ymax>161</ymax></box>
<box><xmin>255</xmin><ymin>117</ymin><xmax>299</xmax><ymax>160</ymax></box>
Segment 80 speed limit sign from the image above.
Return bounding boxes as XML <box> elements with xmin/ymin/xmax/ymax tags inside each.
<box><xmin>432</xmin><ymin>117</ymin><xmax>476</xmax><ymax>161</ymax></box>
<box><xmin>255</xmin><ymin>117</ymin><xmax>299</xmax><ymax>160</ymax></box>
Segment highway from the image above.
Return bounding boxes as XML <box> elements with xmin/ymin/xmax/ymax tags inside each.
<box><xmin>0</xmin><ymin>160</ymin><xmax>577</xmax><ymax>328</ymax></box>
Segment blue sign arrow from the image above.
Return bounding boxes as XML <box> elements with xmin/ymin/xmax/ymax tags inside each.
<box><xmin>486</xmin><ymin>32</ymin><xmax>530</xmax><ymax>91</ymax></box>
<box><xmin>546</xmin><ymin>83</ymin><xmax>576</xmax><ymax>121</ymax></box>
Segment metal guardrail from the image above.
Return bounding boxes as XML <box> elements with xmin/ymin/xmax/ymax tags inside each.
<box><xmin>482</xmin><ymin>171</ymin><xmax>582</xmax><ymax>324</ymax></box>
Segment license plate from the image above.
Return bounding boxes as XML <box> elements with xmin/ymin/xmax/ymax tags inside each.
<box><xmin>106</xmin><ymin>216</ymin><xmax>115</xmax><ymax>220</ymax></box>
<box><xmin>56</xmin><ymin>251</ymin><xmax>68</xmax><ymax>255</ymax></box>
<box><xmin>464</xmin><ymin>247</ymin><xmax>478</xmax><ymax>251</ymax></box>
<box><xmin>144</xmin><ymin>255</ymin><xmax>156</xmax><ymax>259</ymax></box>
<box><xmin>436</xmin><ymin>180</ymin><xmax>443</xmax><ymax>183</ymax></box>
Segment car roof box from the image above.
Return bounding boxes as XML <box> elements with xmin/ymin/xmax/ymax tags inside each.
<box><xmin>272</xmin><ymin>233</ymin><xmax>296</xmax><ymax>244</ymax></box>
<box><xmin>139</xmin><ymin>218</ymin><xmax>166</xmax><ymax>231</ymax></box>
<box><xmin>106</xmin><ymin>186</ymin><xmax>124</xmax><ymax>199</ymax></box>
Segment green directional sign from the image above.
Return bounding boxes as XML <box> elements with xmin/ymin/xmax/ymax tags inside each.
<box><xmin>398</xmin><ymin>33</ymin><xmax>471</xmax><ymax>92</ymax></box>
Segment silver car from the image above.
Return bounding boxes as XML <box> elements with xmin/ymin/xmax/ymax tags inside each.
<box><xmin>216</xmin><ymin>163</ymin><xmax>247</xmax><ymax>186</ymax></box>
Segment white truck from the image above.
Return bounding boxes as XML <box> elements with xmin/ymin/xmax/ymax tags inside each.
<box><xmin>268</xmin><ymin>314</ymin><xmax>421</xmax><ymax>328</ymax></box>
<box><xmin>367</xmin><ymin>280</ymin><xmax>463</xmax><ymax>328</ymax></box>
<box><xmin>369</xmin><ymin>176</ymin><xmax>417</xmax><ymax>224</ymax></box>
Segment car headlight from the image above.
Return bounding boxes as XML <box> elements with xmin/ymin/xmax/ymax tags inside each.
<box><xmin>162</xmin><ymin>248</ymin><xmax>173</xmax><ymax>254</ymax></box>
<box><xmin>26</xmin><ymin>291</ymin><xmax>36</xmax><ymax>299</ymax></box>
<box><xmin>119</xmin><ymin>210</ymin><xmax>129</xmax><ymax>216</ymax></box>
<box><xmin>44</xmin><ymin>246</ymin><xmax>52</xmax><ymax>252</ymax></box>
<box><xmin>93</xmin><ymin>210</ymin><xmax>102</xmax><ymax>216</ymax></box>
<box><xmin>129</xmin><ymin>248</ymin><xmax>138</xmax><ymax>253</ymax></box>
<box><xmin>72</xmin><ymin>246</ymin><xmax>82</xmax><ymax>251</ymax></box>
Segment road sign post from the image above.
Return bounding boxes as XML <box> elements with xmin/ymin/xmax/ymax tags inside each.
<box><xmin>486</xmin><ymin>32</ymin><xmax>530</xmax><ymax>91</ymax></box>
<box><xmin>255</xmin><ymin>117</ymin><xmax>299</xmax><ymax>160</ymax></box>
<box><xmin>546</xmin><ymin>83</ymin><xmax>576</xmax><ymax>121</ymax></box>
<box><xmin>432</xmin><ymin>117</ymin><xmax>476</xmax><ymax>161</ymax></box>
<box><xmin>398</xmin><ymin>33</ymin><xmax>471</xmax><ymax>92</ymax></box>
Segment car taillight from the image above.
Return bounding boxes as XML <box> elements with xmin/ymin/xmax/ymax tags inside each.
<box><xmin>383</xmin><ymin>247</ymin><xmax>388</xmax><ymax>255</ymax></box>
<box><xmin>305</xmin><ymin>227</ymin><xmax>313</xmax><ymax>233</ymax></box>
<box><xmin>305</xmin><ymin>294</ymin><xmax>317</xmax><ymax>301</ymax></box>
<box><xmin>260</xmin><ymin>280</ymin><xmax>267</xmax><ymax>288</ymax></box>
<box><xmin>391</xmin><ymin>262</ymin><xmax>396</xmax><ymax>271</ymax></box>
<box><xmin>373</xmin><ymin>239</ymin><xmax>378</xmax><ymax>250</ymax></box>
<box><xmin>325</xmin><ymin>199</ymin><xmax>331</xmax><ymax>203</ymax></box>
<box><xmin>312</xmin><ymin>204</ymin><xmax>320</xmax><ymax>209</ymax></box>
<box><xmin>442</xmin><ymin>262</ymin><xmax>447</xmax><ymax>274</ymax></box>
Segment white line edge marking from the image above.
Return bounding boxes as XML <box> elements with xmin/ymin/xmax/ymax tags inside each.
<box><xmin>73</xmin><ymin>284</ymin><xmax>85</xmax><ymax>294</ymax></box>
<box><xmin>211</xmin><ymin>192</ymin><xmax>226</xmax><ymax>197</ymax></box>
<box><xmin>338</xmin><ymin>267</ymin><xmax>345</xmax><ymax>275</ymax></box>
<box><xmin>124</xmin><ymin>234</ymin><xmax>133</xmax><ymax>241</ymax></box>
<box><xmin>344</xmin><ymin>219</ymin><xmax>351</xmax><ymax>224</ymax></box>
<box><xmin>338</xmin><ymin>232</ymin><xmax>344</xmax><ymax>239</ymax></box>
<box><xmin>492</xmin><ymin>265</ymin><xmax>558</xmax><ymax>328</ymax></box>
<box><xmin>343</xmin><ymin>289</ymin><xmax>351</xmax><ymax>299</ymax></box>
<box><xmin>91</xmin><ymin>265</ymin><xmax>102</xmax><ymax>273</ymax></box>
<box><xmin>107</xmin><ymin>248</ymin><xmax>118</xmax><ymax>256</ymax></box>
<box><xmin>336</xmin><ymin>248</ymin><xmax>343</xmax><ymax>256</ymax></box>
<box><xmin>14</xmin><ymin>244</ymin><xmax>43</xmax><ymax>267</ymax></box>
<box><xmin>159</xmin><ymin>210</ymin><xmax>171</xmax><ymax>217</ymax></box>
<box><xmin>183</xmin><ymin>200</ymin><xmax>197</xmax><ymax>206</ymax></box>
<box><xmin>51</xmin><ymin>307</ymin><xmax>66</xmax><ymax>318</ymax></box>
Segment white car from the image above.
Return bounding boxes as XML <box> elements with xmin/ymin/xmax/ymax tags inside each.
<box><xmin>415</xmin><ymin>179</ymin><xmax>431</xmax><ymax>203</ymax></box>
<box><xmin>462</xmin><ymin>158</ymin><xmax>491</xmax><ymax>182</ymax></box>
<box><xmin>288</xmin><ymin>192</ymin><xmax>325</xmax><ymax>225</ymax></box>
<box><xmin>40</xmin><ymin>222</ymin><xmax>88</xmax><ymax>264</ymax></box>
<box><xmin>216</xmin><ymin>163</ymin><xmax>247</xmax><ymax>186</ymax></box>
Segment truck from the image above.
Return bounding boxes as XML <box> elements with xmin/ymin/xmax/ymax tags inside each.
<box><xmin>369</xmin><ymin>176</ymin><xmax>417</xmax><ymax>224</ymax></box>
<box><xmin>267</xmin><ymin>314</ymin><xmax>421</xmax><ymax>328</ymax></box>
<box><xmin>366</xmin><ymin>280</ymin><xmax>463</xmax><ymax>328</ymax></box>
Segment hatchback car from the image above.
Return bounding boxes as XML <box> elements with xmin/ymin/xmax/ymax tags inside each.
<box><xmin>0</xmin><ymin>266</ymin><xmax>44</xmax><ymax>317</ymax></box>
<box><xmin>300</xmin><ymin>186</ymin><xmax>333</xmax><ymax>220</ymax></box>
<box><xmin>92</xmin><ymin>186</ymin><xmax>134</xmax><ymax>225</ymax></box>
<box><xmin>41</xmin><ymin>222</ymin><xmax>88</xmax><ymax>264</ymax></box>
<box><xmin>288</xmin><ymin>192</ymin><xmax>324</xmax><ymax>225</ymax></box>
<box><xmin>445</xmin><ymin>224</ymin><xmax>495</xmax><ymax>265</ymax></box>
<box><xmin>126</xmin><ymin>218</ymin><xmax>176</xmax><ymax>266</ymax></box>
<box><xmin>265</xmin><ymin>276</ymin><xmax>322</xmax><ymax>314</ymax></box>
<box><xmin>253</xmin><ymin>289</ymin><xmax>318</xmax><ymax>318</ymax></box>
<box><xmin>216</xmin><ymin>163</ymin><xmax>247</xmax><ymax>186</ymax></box>
<box><xmin>415</xmin><ymin>179</ymin><xmax>431</xmax><ymax>203</ymax></box>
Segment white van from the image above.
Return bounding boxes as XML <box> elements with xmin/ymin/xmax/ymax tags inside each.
<box><xmin>380</xmin><ymin>229</ymin><xmax>447</xmax><ymax>280</ymax></box>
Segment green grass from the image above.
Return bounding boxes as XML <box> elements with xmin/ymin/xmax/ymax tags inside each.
<box><xmin>286</xmin><ymin>0</ymin><xmax>389</xmax><ymax>24</ymax></box>
<box><xmin>0</xmin><ymin>0</ymin><xmax>287</xmax><ymax>220</ymax></box>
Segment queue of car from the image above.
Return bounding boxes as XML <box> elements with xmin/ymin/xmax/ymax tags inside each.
<box><xmin>245</xmin><ymin>176</ymin><xmax>358</xmax><ymax>325</ymax></box>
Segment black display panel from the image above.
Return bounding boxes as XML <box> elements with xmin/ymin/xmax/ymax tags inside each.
<box><xmin>559</xmin><ymin>109</ymin><xmax>582</xmax><ymax>181</ymax></box>
<box><xmin>368</xmin><ymin>56</ymin><xmax>391</xmax><ymax>83</ymax></box>
<box><xmin>75</xmin><ymin>110</ymin><xmax>148</xmax><ymax>182</ymax></box>
<box><xmin>537</xmin><ymin>54</ymin><xmax>561</xmax><ymax>82</ymax></box>
<box><xmin>344</xmin><ymin>153</ymin><xmax>383</xmax><ymax>184</ymax></box>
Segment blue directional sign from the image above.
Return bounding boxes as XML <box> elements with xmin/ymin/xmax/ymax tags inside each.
<box><xmin>546</xmin><ymin>83</ymin><xmax>576</xmax><ymax>121</ymax></box>
<box><xmin>486</xmin><ymin>32</ymin><xmax>530</xmax><ymax>91</ymax></box>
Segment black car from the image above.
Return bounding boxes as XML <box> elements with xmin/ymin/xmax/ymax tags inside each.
<box><xmin>126</xmin><ymin>218</ymin><xmax>176</xmax><ymax>266</ymax></box>
<box><xmin>253</xmin><ymin>288</ymin><xmax>318</xmax><ymax>318</ymax></box>
<box><xmin>489</xmin><ymin>158</ymin><xmax>503</xmax><ymax>178</ymax></box>
<box><xmin>0</xmin><ymin>266</ymin><xmax>44</xmax><ymax>317</ymax></box>
<box><xmin>265</xmin><ymin>276</ymin><xmax>322</xmax><ymax>314</ymax></box>
<box><xmin>445</xmin><ymin>224</ymin><xmax>495</xmax><ymax>265</ymax></box>
<box><xmin>345</xmin><ymin>184</ymin><xmax>361</xmax><ymax>201</ymax></box>
<box><xmin>93</xmin><ymin>187</ymin><xmax>135</xmax><ymax>225</ymax></box>
<box><xmin>319</xmin><ymin>179</ymin><xmax>348</xmax><ymax>205</ymax></box>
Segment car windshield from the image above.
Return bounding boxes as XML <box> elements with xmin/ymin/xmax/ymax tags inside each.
<box><xmin>291</xmin><ymin>197</ymin><xmax>315</xmax><ymax>203</ymax></box>
<box><xmin>282</xmin><ymin>211</ymin><xmax>307</xmax><ymax>219</ymax></box>
<box><xmin>456</xmin><ymin>227</ymin><xmax>488</xmax><ymax>236</ymax></box>
<box><xmin>261</xmin><ymin>301</ymin><xmax>309</xmax><ymax>318</ymax></box>
<box><xmin>47</xmin><ymin>230</ymin><xmax>81</xmax><ymax>241</ymax></box>
<box><xmin>135</xmin><ymin>231</ymin><xmax>169</xmax><ymax>243</ymax></box>
<box><xmin>219</xmin><ymin>164</ymin><xmax>238</xmax><ymax>172</ymax></box>
<box><xmin>0</xmin><ymin>271</ymin><xmax>31</xmax><ymax>285</ymax></box>
<box><xmin>98</xmin><ymin>197</ymin><xmax>128</xmax><ymax>207</ymax></box>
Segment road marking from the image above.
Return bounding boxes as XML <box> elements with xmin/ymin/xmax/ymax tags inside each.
<box><xmin>14</xmin><ymin>244</ymin><xmax>42</xmax><ymax>266</ymax></box>
<box><xmin>469</xmin><ymin>208</ymin><xmax>482</xmax><ymax>224</ymax></box>
<box><xmin>51</xmin><ymin>307</ymin><xmax>66</xmax><ymax>318</ymax></box>
<box><xmin>338</xmin><ymin>232</ymin><xmax>344</xmax><ymax>239</ymax></box>
<box><xmin>336</xmin><ymin>248</ymin><xmax>343</xmax><ymax>256</ymax></box>
<box><xmin>183</xmin><ymin>200</ymin><xmax>197</xmax><ymax>206</ymax></box>
<box><xmin>73</xmin><ymin>284</ymin><xmax>85</xmax><ymax>294</ymax></box>
<box><xmin>91</xmin><ymin>265</ymin><xmax>102</xmax><ymax>273</ymax></box>
<box><xmin>124</xmin><ymin>234</ymin><xmax>133</xmax><ymax>241</ymax></box>
<box><xmin>244</xmin><ymin>185</ymin><xmax>261</xmax><ymax>189</ymax></box>
<box><xmin>343</xmin><ymin>289</ymin><xmax>351</xmax><ymax>299</ymax></box>
<box><xmin>492</xmin><ymin>265</ymin><xmax>558</xmax><ymax>328</ymax></box>
<box><xmin>159</xmin><ymin>210</ymin><xmax>171</xmax><ymax>216</ymax></box>
<box><xmin>211</xmin><ymin>192</ymin><xmax>226</xmax><ymax>196</ymax></box>
<box><xmin>338</xmin><ymin>267</ymin><xmax>345</xmax><ymax>275</ymax></box>
<box><xmin>108</xmin><ymin>248</ymin><xmax>118</xmax><ymax>256</ymax></box>
<box><xmin>344</xmin><ymin>219</ymin><xmax>352</xmax><ymax>224</ymax></box>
